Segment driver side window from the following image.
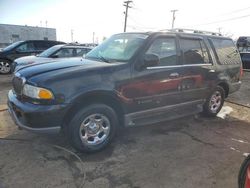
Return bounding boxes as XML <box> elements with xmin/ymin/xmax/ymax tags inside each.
<box><xmin>16</xmin><ymin>42</ymin><xmax>35</xmax><ymax>52</ymax></box>
<box><xmin>146</xmin><ymin>38</ymin><xmax>177</xmax><ymax>66</ymax></box>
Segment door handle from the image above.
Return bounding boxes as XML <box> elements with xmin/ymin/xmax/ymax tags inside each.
<box><xmin>169</xmin><ymin>72</ymin><xmax>179</xmax><ymax>78</ymax></box>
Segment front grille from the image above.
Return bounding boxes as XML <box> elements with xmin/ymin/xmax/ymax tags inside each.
<box><xmin>12</xmin><ymin>75</ymin><xmax>25</xmax><ymax>95</ymax></box>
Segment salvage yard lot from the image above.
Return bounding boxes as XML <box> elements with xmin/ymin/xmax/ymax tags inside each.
<box><xmin>0</xmin><ymin>73</ymin><xmax>250</xmax><ymax>188</ymax></box>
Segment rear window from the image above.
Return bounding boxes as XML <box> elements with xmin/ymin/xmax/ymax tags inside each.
<box><xmin>209</xmin><ymin>38</ymin><xmax>241</xmax><ymax>65</ymax></box>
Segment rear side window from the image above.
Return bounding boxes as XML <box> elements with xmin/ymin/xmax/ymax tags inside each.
<box><xmin>209</xmin><ymin>38</ymin><xmax>241</xmax><ymax>65</ymax></box>
<box><xmin>180</xmin><ymin>38</ymin><xmax>210</xmax><ymax>65</ymax></box>
<box><xmin>34</xmin><ymin>41</ymin><xmax>48</xmax><ymax>50</ymax></box>
<box><xmin>54</xmin><ymin>48</ymin><xmax>75</xmax><ymax>58</ymax></box>
<box><xmin>76</xmin><ymin>48</ymin><xmax>91</xmax><ymax>56</ymax></box>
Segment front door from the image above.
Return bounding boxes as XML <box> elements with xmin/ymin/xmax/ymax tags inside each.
<box><xmin>9</xmin><ymin>41</ymin><xmax>36</xmax><ymax>60</ymax></box>
<box><xmin>124</xmin><ymin>36</ymin><xmax>184</xmax><ymax>113</ymax></box>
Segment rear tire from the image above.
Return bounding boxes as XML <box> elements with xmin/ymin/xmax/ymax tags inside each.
<box><xmin>202</xmin><ymin>86</ymin><xmax>225</xmax><ymax>117</ymax></box>
<box><xmin>67</xmin><ymin>104</ymin><xmax>118</xmax><ymax>153</ymax></box>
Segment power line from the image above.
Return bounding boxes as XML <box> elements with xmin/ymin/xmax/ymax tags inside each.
<box><xmin>197</xmin><ymin>6</ymin><xmax>250</xmax><ymax>24</ymax></box>
<box><xmin>127</xmin><ymin>15</ymin><xmax>158</xmax><ymax>30</ymax></box>
<box><xmin>123</xmin><ymin>1</ymin><xmax>133</xmax><ymax>32</ymax></box>
<box><xmin>219</xmin><ymin>6</ymin><xmax>250</xmax><ymax>16</ymax></box>
<box><xmin>184</xmin><ymin>14</ymin><xmax>250</xmax><ymax>28</ymax></box>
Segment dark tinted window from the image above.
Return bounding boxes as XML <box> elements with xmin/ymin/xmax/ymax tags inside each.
<box><xmin>76</xmin><ymin>48</ymin><xmax>91</xmax><ymax>56</ymax></box>
<box><xmin>209</xmin><ymin>38</ymin><xmax>241</xmax><ymax>65</ymax></box>
<box><xmin>180</xmin><ymin>38</ymin><xmax>210</xmax><ymax>64</ymax></box>
<box><xmin>34</xmin><ymin>41</ymin><xmax>48</xmax><ymax>50</ymax></box>
<box><xmin>146</xmin><ymin>38</ymin><xmax>177</xmax><ymax>66</ymax></box>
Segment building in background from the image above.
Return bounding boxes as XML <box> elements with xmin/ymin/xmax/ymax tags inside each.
<box><xmin>0</xmin><ymin>24</ymin><xmax>57</xmax><ymax>48</ymax></box>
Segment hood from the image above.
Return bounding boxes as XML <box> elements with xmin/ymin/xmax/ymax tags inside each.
<box><xmin>15</xmin><ymin>55</ymin><xmax>49</xmax><ymax>64</ymax></box>
<box><xmin>17</xmin><ymin>58</ymin><xmax>115</xmax><ymax>79</ymax></box>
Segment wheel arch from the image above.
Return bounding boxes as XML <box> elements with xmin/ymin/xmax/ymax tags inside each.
<box><xmin>63</xmin><ymin>90</ymin><xmax>125</xmax><ymax>129</ymax></box>
<box><xmin>217</xmin><ymin>82</ymin><xmax>229</xmax><ymax>98</ymax></box>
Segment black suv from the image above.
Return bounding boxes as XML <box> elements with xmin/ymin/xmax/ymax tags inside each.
<box><xmin>8</xmin><ymin>30</ymin><xmax>242</xmax><ymax>152</ymax></box>
<box><xmin>237</xmin><ymin>36</ymin><xmax>250</xmax><ymax>48</ymax></box>
<box><xmin>0</xmin><ymin>40</ymin><xmax>65</xmax><ymax>74</ymax></box>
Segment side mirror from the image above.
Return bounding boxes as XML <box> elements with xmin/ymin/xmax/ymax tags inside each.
<box><xmin>144</xmin><ymin>53</ymin><xmax>160</xmax><ymax>67</ymax></box>
<box><xmin>15</xmin><ymin>49</ymin><xmax>21</xmax><ymax>53</ymax></box>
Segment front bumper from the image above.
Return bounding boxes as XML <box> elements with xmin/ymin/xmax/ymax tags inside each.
<box><xmin>7</xmin><ymin>90</ymin><xmax>68</xmax><ymax>134</ymax></box>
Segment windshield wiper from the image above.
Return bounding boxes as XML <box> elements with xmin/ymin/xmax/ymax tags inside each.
<box><xmin>98</xmin><ymin>54</ymin><xmax>110</xmax><ymax>63</ymax></box>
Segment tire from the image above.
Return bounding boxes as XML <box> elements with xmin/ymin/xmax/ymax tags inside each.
<box><xmin>0</xmin><ymin>60</ymin><xmax>11</xmax><ymax>74</ymax></box>
<box><xmin>202</xmin><ymin>86</ymin><xmax>225</xmax><ymax>117</ymax></box>
<box><xmin>67</xmin><ymin>104</ymin><xmax>118</xmax><ymax>153</ymax></box>
<box><xmin>238</xmin><ymin>155</ymin><xmax>250</xmax><ymax>188</ymax></box>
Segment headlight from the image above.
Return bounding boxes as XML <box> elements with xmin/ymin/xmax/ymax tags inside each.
<box><xmin>23</xmin><ymin>84</ymin><xmax>54</xmax><ymax>100</ymax></box>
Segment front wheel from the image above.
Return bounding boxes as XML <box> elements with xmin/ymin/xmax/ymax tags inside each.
<box><xmin>67</xmin><ymin>104</ymin><xmax>118</xmax><ymax>153</ymax></box>
<box><xmin>0</xmin><ymin>60</ymin><xmax>11</xmax><ymax>74</ymax></box>
<box><xmin>202</xmin><ymin>86</ymin><xmax>225</xmax><ymax>117</ymax></box>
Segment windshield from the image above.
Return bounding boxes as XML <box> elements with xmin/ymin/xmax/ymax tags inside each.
<box><xmin>37</xmin><ymin>45</ymin><xmax>64</xmax><ymax>57</ymax></box>
<box><xmin>86</xmin><ymin>33</ymin><xmax>148</xmax><ymax>62</ymax></box>
<box><xmin>3</xmin><ymin>41</ymin><xmax>23</xmax><ymax>51</ymax></box>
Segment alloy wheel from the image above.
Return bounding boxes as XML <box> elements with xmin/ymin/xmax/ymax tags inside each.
<box><xmin>79</xmin><ymin>113</ymin><xmax>111</xmax><ymax>146</ymax></box>
<box><xmin>0</xmin><ymin>61</ymin><xmax>11</xmax><ymax>74</ymax></box>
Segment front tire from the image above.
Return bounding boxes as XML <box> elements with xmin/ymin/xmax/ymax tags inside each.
<box><xmin>202</xmin><ymin>86</ymin><xmax>225</xmax><ymax>117</ymax></box>
<box><xmin>67</xmin><ymin>104</ymin><xmax>118</xmax><ymax>153</ymax></box>
<box><xmin>0</xmin><ymin>60</ymin><xmax>11</xmax><ymax>74</ymax></box>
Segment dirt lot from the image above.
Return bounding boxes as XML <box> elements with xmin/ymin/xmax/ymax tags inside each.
<box><xmin>0</xmin><ymin>73</ymin><xmax>250</xmax><ymax>188</ymax></box>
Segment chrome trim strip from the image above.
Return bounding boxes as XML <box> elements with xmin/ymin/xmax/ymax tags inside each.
<box><xmin>146</xmin><ymin>64</ymin><xmax>212</xmax><ymax>70</ymax></box>
<box><xmin>7</xmin><ymin>102</ymin><xmax>61</xmax><ymax>134</ymax></box>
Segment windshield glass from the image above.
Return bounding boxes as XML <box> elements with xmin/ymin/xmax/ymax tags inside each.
<box><xmin>86</xmin><ymin>33</ymin><xmax>148</xmax><ymax>62</ymax></box>
<box><xmin>37</xmin><ymin>45</ymin><xmax>64</xmax><ymax>57</ymax></box>
<box><xmin>3</xmin><ymin>41</ymin><xmax>23</xmax><ymax>51</ymax></box>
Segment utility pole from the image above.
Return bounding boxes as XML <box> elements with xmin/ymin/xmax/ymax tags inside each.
<box><xmin>171</xmin><ymin>10</ymin><xmax>178</xmax><ymax>29</ymax></box>
<box><xmin>71</xmin><ymin>29</ymin><xmax>74</xmax><ymax>42</ymax></box>
<box><xmin>217</xmin><ymin>27</ymin><xmax>222</xmax><ymax>34</ymax></box>
<box><xmin>92</xmin><ymin>32</ymin><xmax>95</xmax><ymax>44</ymax></box>
<box><xmin>123</xmin><ymin>1</ymin><xmax>133</xmax><ymax>32</ymax></box>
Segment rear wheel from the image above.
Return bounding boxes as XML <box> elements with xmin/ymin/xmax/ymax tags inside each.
<box><xmin>67</xmin><ymin>104</ymin><xmax>118</xmax><ymax>153</ymax></box>
<box><xmin>202</xmin><ymin>86</ymin><xmax>225</xmax><ymax>117</ymax></box>
<box><xmin>0</xmin><ymin>60</ymin><xmax>11</xmax><ymax>74</ymax></box>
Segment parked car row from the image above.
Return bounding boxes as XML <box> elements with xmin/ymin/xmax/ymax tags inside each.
<box><xmin>13</xmin><ymin>44</ymin><xmax>92</xmax><ymax>72</ymax></box>
<box><xmin>7</xmin><ymin>29</ymin><xmax>243</xmax><ymax>152</ymax></box>
<box><xmin>0</xmin><ymin>40</ymin><xmax>65</xmax><ymax>74</ymax></box>
<box><xmin>0</xmin><ymin>40</ymin><xmax>93</xmax><ymax>74</ymax></box>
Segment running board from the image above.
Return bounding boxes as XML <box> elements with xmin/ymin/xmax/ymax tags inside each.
<box><xmin>124</xmin><ymin>100</ymin><xmax>204</xmax><ymax>127</ymax></box>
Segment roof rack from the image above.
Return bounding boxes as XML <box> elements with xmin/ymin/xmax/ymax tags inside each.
<box><xmin>159</xmin><ymin>28</ymin><xmax>222</xmax><ymax>36</ymax></box>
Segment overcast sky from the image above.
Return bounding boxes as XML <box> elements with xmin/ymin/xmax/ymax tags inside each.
<box><xmin>1</xmin><ymin>0</ymin><xmax>250</xmax><ymax>43</ymax></box>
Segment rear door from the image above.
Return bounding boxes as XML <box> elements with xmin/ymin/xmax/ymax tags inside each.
<box><xmin>34</xmin><ymin>41</ymin><xmax>50</xmax><ymax>53</ymax></box>
<box><xmin>178</xmin><ymin>36</ymin><xmax>215</xmax><ymax>103</ymax></box>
